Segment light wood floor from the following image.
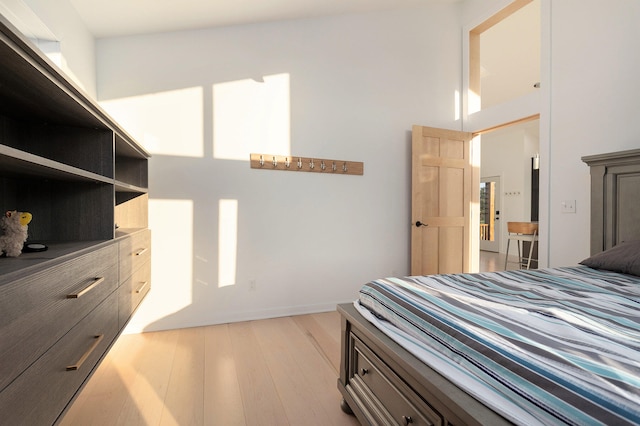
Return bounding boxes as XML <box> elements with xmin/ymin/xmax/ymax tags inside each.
<box><xmin>480</xmin><ymin>250</ymin><xmax>519</xmax><ymax>272</ymax></box>
<box><xmin>61</xmin><ymin>311</ymin><xmax>359</xmax><ymax>426</ymax></box>
<box><xmin>62</xmin><ymin>253</ymin><xmax>513</xmax><ymax>426</ymax></box>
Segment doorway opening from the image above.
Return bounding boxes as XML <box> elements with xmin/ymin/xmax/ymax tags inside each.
<box><xmin>478</xmin><ymin>119</ymin><xmax>539</xmax><ymax>270</ymax></box>
<box><xmin>468</xmin><ymin>0</ymin><xmax>542</xmax><ymax>272</ymax></box>
<box><xmin>480</xmin><ymin>176</ymin><xmax>500</xmax><ymax>252</ymax></box>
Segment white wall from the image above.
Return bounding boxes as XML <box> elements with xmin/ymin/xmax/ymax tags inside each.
<box><xmin>547</xmin><ymin>0</ymin><xmax>640</xmax><ymax>266</ymax></box>
<box><xmin>95</xmin><ymin>5</ymin><xmax>463</xmax><ymax>332</ymax></box>
<box><xmin>461</xmin><ymin>0</ymin><xmax>512</xmax><ymax>25</ymax></box>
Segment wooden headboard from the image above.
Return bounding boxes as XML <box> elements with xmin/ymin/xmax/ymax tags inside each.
<box><xmin>582</xmin><ymin>149</ymin><xmax>640</xmax><ymax>255</ymax></box>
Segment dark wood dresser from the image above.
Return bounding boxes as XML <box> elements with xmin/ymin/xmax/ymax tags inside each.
<box><xmin>0</xmin><ymin>14</ymin><xmax>150</xmax><ymax>425</ymax></box>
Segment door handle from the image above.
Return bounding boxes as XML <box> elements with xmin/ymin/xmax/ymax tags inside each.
<box><xmin>415</xmin><ymin>221</ymin><xmax>427</xmax><ymax>227</ymax></box>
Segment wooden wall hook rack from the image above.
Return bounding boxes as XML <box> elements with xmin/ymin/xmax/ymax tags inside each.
<box><xmin>250</xmin><ymin>153</ymin><xmax>364</xmax><ymax>176</ymax></box>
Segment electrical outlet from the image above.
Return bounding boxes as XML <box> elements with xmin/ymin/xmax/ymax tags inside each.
<box><xmin>249</xmin><ymin>279</ymin><xmax>257</xmax><ymax>291</ymax></box>
<box><xmin>561</xmin><ymin>200</ymin><xmax>576</xmax><ymax>214</ymax></box>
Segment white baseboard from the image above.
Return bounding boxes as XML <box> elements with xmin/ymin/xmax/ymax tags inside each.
<box><xmin>123</xmin><ymin>299</ymin><xmax>356</xmax><ymax>334</ymax></box>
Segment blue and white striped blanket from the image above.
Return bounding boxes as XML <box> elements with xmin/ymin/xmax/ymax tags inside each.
<box><xmin>356</xmin><ymin>266</ymin><xmax>640</xmax><ymax>425</ymax></box>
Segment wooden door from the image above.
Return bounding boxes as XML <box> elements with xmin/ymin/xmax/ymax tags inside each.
<box><xmin>411</xmin><ymin>125</ymin><xmax>478</xmax><ymax>275</ymax></box>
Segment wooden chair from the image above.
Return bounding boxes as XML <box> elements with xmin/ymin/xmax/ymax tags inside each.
<box><xmin>505</xmin><ymin>222</ymin><xmax>538</xmax><ymax>270</ymax></box>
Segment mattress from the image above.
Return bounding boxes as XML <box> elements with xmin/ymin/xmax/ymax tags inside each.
<box><xmin>356</xmin><ymin>266</ymin><xmax>640</xmax><ymax>426</ymax></box>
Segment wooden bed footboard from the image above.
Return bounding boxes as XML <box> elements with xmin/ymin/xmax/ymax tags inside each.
<box><xmin>337</xmin><ymin>303</ymin><xmax>512</xmax><ymax>426</ymax></box>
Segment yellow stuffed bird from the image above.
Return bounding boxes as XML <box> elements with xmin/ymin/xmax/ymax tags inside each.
<box><xmin>0</xmin><ymin>210</ymin><xmax>32</xmax><ymax>257</ymax></box>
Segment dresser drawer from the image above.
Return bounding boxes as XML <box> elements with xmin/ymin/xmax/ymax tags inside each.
<box><xmin>0</xmin><ymin>291</ymin><xmax>118</xmax><ymax>425</ymax></box>
<box><xmin>0</xmin><ymin>243</ymin><xmax>118</xmax><ymax>392</ymax></box>
<box><xmin>348</xmin><ymin>333</ymin><xmax>442</xmax><ymax>426</ymax></box>
<box><xmin>119</xmin><ymin>229</ymin><xmax>151</xmax><ymax>283</ymax></box>
<box><xmin>118</xmin><ymin>259</ymin><xmax>150</xmax><ymax>329</ymax></box>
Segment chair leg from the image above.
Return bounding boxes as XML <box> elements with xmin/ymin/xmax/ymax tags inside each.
<box><xmin>525</xmin><ymin>231</ymin><xmax>537</xmax><ymax>270</ymax></box>
<box><xmin>504</xmin><ymin>238</ymin><xmax>510</xmax><ymax>270</ymax></box>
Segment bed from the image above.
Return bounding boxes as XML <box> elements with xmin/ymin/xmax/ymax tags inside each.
<box><xmin>337</xmin><ymin>148</ymin><xmax>640</xmax><ymax>425</ymax></box>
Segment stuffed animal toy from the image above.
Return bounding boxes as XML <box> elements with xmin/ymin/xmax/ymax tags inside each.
<box><xmin>0</xmin><ymin>210</ymin><xmax>32</xmax><ymax>257</ymax></box>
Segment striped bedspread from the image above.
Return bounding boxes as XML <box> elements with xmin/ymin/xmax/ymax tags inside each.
<box><xmin>356</xmin><ymin>266</ymin><xmax>640</xmax><ymax>425</ymax></box>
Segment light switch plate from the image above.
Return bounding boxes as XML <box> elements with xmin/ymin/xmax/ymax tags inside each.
<box><xmin>561</xmin><ymin>200</ymin><xmax>576</xmax><ymax>214</ymax></box>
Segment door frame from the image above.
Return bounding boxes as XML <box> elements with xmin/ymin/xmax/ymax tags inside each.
<box><xmin>463</xmin><ymin>0</ymin><xmax>549</xmax><ymax>268</ymax></box>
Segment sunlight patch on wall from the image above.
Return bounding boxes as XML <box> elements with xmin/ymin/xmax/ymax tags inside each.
<box><xmin>468</xmin><ymin>89</ymin><xmax>481</xmax><ymax>115</ymax></box>
<box><xmin>218</xmin><ymin>199</ymin><xmax>238</xmax><ymax>288</ymax></box>
<box><xmin>148</xmin><ymin>198</ymin><xmax>194</xmax><ymax>314</ymax></box>
<box><xmin>213</xmin><ymin>73</ymin><xmax>290</xmax><ymax>161</ymax></box>
<box><xmin>472</xmin><ymin>135</ymin><xmax>481</xmax><ymax>167</ymax></box>
<box><xmin>101</xmin><ymin>87</ymin><xmax>204</xmax><ymax>157</ymax></box>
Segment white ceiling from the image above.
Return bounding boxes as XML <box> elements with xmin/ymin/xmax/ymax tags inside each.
<box><xmin>69</xmin><ymin>0</ymin><xmax>460</xmax><ymax>38</ymax></box>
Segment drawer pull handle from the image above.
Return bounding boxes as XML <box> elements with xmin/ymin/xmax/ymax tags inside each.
<box><xmin>136</xmin><ymin>281</ymin><xmax>149</xmax><ymax>294</ymax></box>
<box><xmin>67</xmin><ymin>277</ymin><xmax>105</xmax><ymax>299</ymax></box>
<box><xmin>359</xmin><ymin>368</ymin><xmax>368</xmax><ymax>376</ymax></box>
<box><xmin>402</xmin><ymin>415</ymin><xmax>414</xmax><ymax>425</ymax></box>
<box><xmin>135</xmin><ymin>248</ymin><xmax>148</xmax><ymax>256</ymax></box>
<box><xmin>67</xmin><ymin>334</ymin><xmax>104</xmax><ymax>371</ymax></box>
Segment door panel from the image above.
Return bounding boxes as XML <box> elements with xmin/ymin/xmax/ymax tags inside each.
<box><xmin>442</xmin><ymin>168</ymin><xmax>464</xmax><ymax>216</ymax></box>
<box><xmin>422</xmin><ymin>227</ymin><xmax>439</xmax><ymax>274</ymax></box>
<box><xmin>411</xmin><ymin>125</ymin><xmax>477</xmax><ymax>275</ymax></box>
<box><xmin>440</xmin><ymin>227</ymin><xmax>464</xmax><ymax>273</ymax></box>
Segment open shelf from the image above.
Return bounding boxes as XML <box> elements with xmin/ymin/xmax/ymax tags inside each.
<box><xmin>115</xmin><ymin>158</ymin><xmax>148</xmax><ymax>189</ymax></box>
<box><xmin>0</xmin><ymin>115</ymin><xmax>113</xmax><ymax>178</ymax></box>
<box><xmin>0</xmin><ymin>33</ymin><xmax>107</xmax><ymax>129</ymax></box>
<box><xmin>115</xmin><ymin>181</ymin><xmax>149</xmax><ymax>193</ymax></box>
<box><xmin>0</xmin><ymin>14</ymin><xmax>148</xmax><ymax>278</ymax></box>
<box><xmin>0</xmin><ymin>144</ymin><xmax>113</xmax><ymax>184</ymax></box>
<box><xmin>115</xmin><ymin>132</ymin><xmax>149</xmax><ymax>159</ymax></box>
<box><xmin>0</xmin><ymin>240</ymin><xmax>112</xmax><ymax>285</ymax></box>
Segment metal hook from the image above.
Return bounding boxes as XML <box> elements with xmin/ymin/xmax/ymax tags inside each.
<box><xmin>320</xmin><ymin>160</ymin><xmax>326</xmax><ymax>171</ymax></box>
<box><xmin>259</xmin><ymin>155</ymin><xmax>264</xmax><ymax>167</ymax></box>
<box><xmin>342</xmin><ymin>162</ymin><xmax>348</xmax><ymax>172</ymax></box>
<box><xmin>285</xmin><ymin>157</ymin><xmax>290</xmax><ymax>168</ymax></box>
<box><xmin>332</xmin><ymin>161</ymin><xmax>337</xmax><ymax>172</ymax></box>
<box><xmin>309</xmin><ymin>159</ymin><xmax>315</xmax><ymax>169</ymax></box>
<box><xmin>297</xmin><ymin>157</ymin><xmax>303</xmax><ymax>169</ymax></box>
<box><xmin>272</xmin><ymin>156</ymin><xmax>278</xmax><ymax>167</ymax></box>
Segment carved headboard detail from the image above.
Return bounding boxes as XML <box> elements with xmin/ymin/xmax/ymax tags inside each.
<box><xmin>582</xmin><ymin>149</ymin><xmax>640</xmax><ymax>255</ymax></box>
